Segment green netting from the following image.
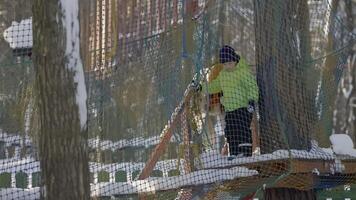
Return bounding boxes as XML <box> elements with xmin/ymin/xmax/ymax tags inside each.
<box><xmin>0</xmin><ymin>0</ymin><xmax>355</xmax><ymax>199</ymax></box>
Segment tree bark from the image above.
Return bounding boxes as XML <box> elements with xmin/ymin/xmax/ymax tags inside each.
<box><xmin>333</xmin><ymin>0</ymin><xmax>355</xmax><ymax>139</ymax></box>
<box><xmin>32</xmin><ymin>0</ymin><xmax>90</xmax><ymax>199</ymax></box>
<box><xmin>317</xmin><ymin>0</ymin><xmax>340</xmax><ymax>146</ymax></box>
<box><xmin>254</xmin><ymin>0</ymin><xmax>315</xmax><ymax>153</ymax></box>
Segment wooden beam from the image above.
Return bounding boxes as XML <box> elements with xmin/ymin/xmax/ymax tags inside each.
<box><xmin>138</xmin><ymin>86</ymin><xmax>194</xmax><ymax>180</ymax></box>
<box><xmin>251</xmin><ymin>112</ymin><xmax>260</xmax><ymax>154</ymax></box>
<box><xmin>137</xmin><ymin>121</ymin><xmax>176</xmax><ymax>180</ymax></box>
<box><xmin>290</xmin><ymin>159</ymin><xmax>332</xmax><ymax>174</ymax></box>
<box><xmin>341</xmin><ymin>159</ymin><xmax>356</xmax><ymax>174</ymax></box>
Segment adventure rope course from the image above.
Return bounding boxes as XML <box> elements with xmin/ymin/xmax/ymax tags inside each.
<box><xmin>0</xmin><ymin>0</ymin><xmax>355</xmax><ymax>199</ymax></box>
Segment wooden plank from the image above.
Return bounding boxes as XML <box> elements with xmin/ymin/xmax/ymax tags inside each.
<box><xmin>243</xmin><ymin>159</ymin><xmax>337</xmax><ymax>176</ymax></box>
<box><xmin>182</xmin><ymin>107</ymin><xmax>192</xmax><ymax>173</ymax></box>
<box><xmin>342</xmin><ymin>159</ymin><xmax>356</xmax><ymax>174</ymax></box>
<box><xmin>290</xmin><ymin>159</ymin><xmax>332</xmax><ymax>174</ymax></box>
<box><xmin>244</xmin><ymin>159</ymin><xmax>289</xmax><ymax>176</ymax></box>
<box><xmin>274</xmin><ymin>174</ymin><xmax>316</xmax><ymax>190</ymax></box>
<box><xmin>251</xmin><ymin>112</ymin><xmax>260</xmax><ymax>154</ymax></box>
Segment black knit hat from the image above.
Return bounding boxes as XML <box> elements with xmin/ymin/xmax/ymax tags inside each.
<box><xmin>219</xmin><ymin>45</ymin><xmax>240</xmax><ymax>64</ymax></box>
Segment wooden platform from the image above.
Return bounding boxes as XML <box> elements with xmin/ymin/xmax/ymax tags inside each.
<box><xmin>204</xmin><ymin>158</ymin><xmax>356</xmax><ymax>198</ymax></box>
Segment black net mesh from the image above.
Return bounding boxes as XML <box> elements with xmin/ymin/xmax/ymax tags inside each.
<box><xmin>0</xmin><ymin>0</ymin><xmax>355</xmax><ymax>199</ymax></box>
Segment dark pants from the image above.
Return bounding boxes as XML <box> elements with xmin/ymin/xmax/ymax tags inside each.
<box><xmin>225</xmin><ymin>107</ymin><xmax>253</xmax><ymax>156</ymax></box>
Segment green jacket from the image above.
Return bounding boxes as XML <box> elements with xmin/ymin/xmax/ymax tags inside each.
<box><xmin>202</xmin><ymin>59</ymin><xmax>259</xmax><ymax>112</ymax></box>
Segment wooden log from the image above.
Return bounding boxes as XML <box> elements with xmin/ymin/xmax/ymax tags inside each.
<box><xmin>138</xmin><ymin>85</ymin><xmax>195</xmax><ymax>180</ymax></box>
<box><xmin>251</xmin><ymin>112</ymin><xmax>260</xmax><ymax>154</ymax></box>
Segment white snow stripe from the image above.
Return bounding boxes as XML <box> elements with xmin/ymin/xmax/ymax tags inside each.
<box><xmin>59</xmin><ymin>0</ymin><xmax>87</xmax><ymax>129</ymax></box>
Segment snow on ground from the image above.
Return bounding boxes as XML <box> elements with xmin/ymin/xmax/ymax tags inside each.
<box><xmin>0</xmin><ymin>157</ymin><xmax>256</xmax><ymax>197</ymax></box>
<box><xmin>198</xmin><ymin>137</ymin><xmax>356</xmax><ymax>169</ymax></box>
<box><xmin>3</xmin><ymin>18</ymin><xmax>32</xmax><ymax>49</ymax></box>
<box><xmin>330</xmin><ymin>134</ymin><xmax>356</xmax><ymax>157</ymax></box>
<box><xmin>0</xmin><ymin>157</ymin><xmax>38</xmax><ymax>174</ymax></box>
<box><xmin>90</xmin><ymin>166</ymin><xmax>258</xmax><ymax>196</ymax></box>
<box><xmin>0</xmin><ymin>132</ymin><xmax>32</xmax><ymax>147</ymax></box>
<box><xmin>2</xmin><ymin>135</ymin><xmax>356</xmax><ymax>197</ymax></box>
<box><xmin>0</xmin><ymin>166</ymin><xmax>257</xmax><ymax>198</ymax></box>
<box><xmin>87</xmin><ymin>135</ymin><xmax>179</xmax><ymax>151</ymax></box>
<box><xmin>198</xmin><ymin>142</ymin><xmax>336</xmax><ymax>169</ymax></box>
<box><xmin>0</xmin><ymin>188</ymin><xmax>40</xmax><ymax>200</ymax></box>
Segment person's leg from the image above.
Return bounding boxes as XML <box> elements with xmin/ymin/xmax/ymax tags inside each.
<box><xmin>236</xmin><ymin>108</ymin><xmax>253</xmax><ymax>156</ymax></box>
<box><xmin>225</xmin><ymin>110</ymin><xmax>240</xmax><ymax>156</ymax></box>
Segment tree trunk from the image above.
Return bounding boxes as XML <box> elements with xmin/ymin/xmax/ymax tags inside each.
<box><xmin>333</xmin><ymin>0</ymin><xmax>355</xmax><ymax>139</ymax></box>
<box><xmin>317</xmin><ymin>0</ymin><xmax>339</xmax><ymax>146</ymax></box>
<box><xmin>254</xmin><ymin>0</ymin><xmax>315</xmax><ymax>153</ymax></box>
<box><xmin>32</xmin><ymin>0</ymin><xmax>90</xmax><ymax>199</ymax></box>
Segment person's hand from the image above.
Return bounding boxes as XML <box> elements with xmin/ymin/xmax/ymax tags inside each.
<box><xmin>247</xmin><ymin>100</ymin><xmax>255</xmax><ymax>113</ymax></box>
<box><xmin>195</xmin><ymin>84</ymin><xmax>202</xmax><ymax>92</ymax></box>
<box><xmin>191</xmin><ymin>80</ymin><xmax>202</xmax><ymax>92</ymax></box>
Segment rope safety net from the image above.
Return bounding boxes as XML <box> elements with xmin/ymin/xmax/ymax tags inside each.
<box><xmin>0</xmin><ymin>0</ymin><xmax>355</xmax><ymax>199</ymax></box>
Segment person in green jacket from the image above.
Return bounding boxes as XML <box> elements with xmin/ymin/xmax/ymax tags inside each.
<box><xmin>202</xmin><ymin>45</ymin><xmax>259</xmax><ymax>158</ymax></box>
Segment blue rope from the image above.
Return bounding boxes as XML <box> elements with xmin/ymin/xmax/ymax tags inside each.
<box><xmin>181</xmin><ymin>0</ymin><xmax>188</xmax><ymax>59</ymax></box>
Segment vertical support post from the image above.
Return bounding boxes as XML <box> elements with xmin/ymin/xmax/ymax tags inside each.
<box><xmin>182</xmin><ymin>107</ymin><xmax>192</xmax><ymax>173</ymax></box>
<box><xmin>28</xmin><ymin>173</ymin><xmax>33</xmax><ymax>189</ymax></box>
<box><xmin>109</xmin><ymin>172</ymin><xmax>115</xmax><ymax>183</ymax></box>
<box><xmin>93</xmin><ymin>172</ymin><xmax>98</xmax><ymax>184</ymax></box>
<box><xmin>251</xmin><ymin>111</ymin><xmax>261</xmax><ymax>155</ymax></box>
<box><xmin>14</xmin><ymin>146</ymin><xmax>20</xmax><ymax>159</ymax></box>
<box><xmin>5</xmin><ymin>147</ymin><xmax>9</xmax><ymax>159</ymax></box>
<box><xmin>127</xmin><ymin>170</ymin><xmax>132</xmax><ymax>182</ymax></box>
<box><xmin>11</xmin><ymin>173</ymin><xmax>16</xmax><ymax>188</ymax></box>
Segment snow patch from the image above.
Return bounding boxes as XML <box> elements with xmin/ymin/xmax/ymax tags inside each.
<box><xmin>198</xmin><ymin>145</ymin><xmax>335</xmax><ymax>169</ymax></box>
<box><xmin>330</xmin><ymin>134</ymin><xmax>356</xmax><ymax>157</ymax></box>
<box><xmin>295</xmin><ymin>31</ymin><xmax>301</xmax><ymax>57</ymax></box>
<box><xmin>315</xmin><ymin>73</ymin><xmax>323</xmax><ymax>119</ymax></box>
<box><xmin>87</xmin><ymin>135</ymin><xmax>169</xmax><ymax>151</ymax></box>
<box><xmin>91</xmin><ymin>166</ymin><xmax>258</xmax><ymax>196</ymax></box>
<box><xmin>59</xmin><ymin>0</ymin><xmax>87</xmax><ymax>129</ymax></box>
<box><xmin>0</xmin><ymin>133</ymin><xmax>32</xmax><ymax>147</ymax></box>
<box><xmin>0</xmin><ymin>188</ymin><xmax>40</xmax><ymax>200</ymax></box>
<box><xmin>0</xmin><ymin>158</ymin><xmax>257</xmax><ymax>196</ymax></box>
<box><xmin>3</xmin><ymin>18</ymin><xmax>33</xmax><ymax>49</ymax></box>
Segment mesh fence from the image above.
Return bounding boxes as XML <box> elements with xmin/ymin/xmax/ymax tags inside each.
<box><xmin>0</xmin><ymin>0</ymin><xmax>355</xmax><ymax>199</ymax></box>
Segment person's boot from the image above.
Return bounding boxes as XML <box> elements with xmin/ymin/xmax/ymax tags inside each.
<box><xmin>227</xmin><ymin>153</ymin><xmax>244</xmax><ymax>161</ymax></box>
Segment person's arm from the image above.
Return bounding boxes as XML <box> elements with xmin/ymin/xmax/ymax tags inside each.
<box><xmin>201</xmin><ymin>64</ymin><xmax>223</xmax><ymax>94</ymax></box>
<box><xmin>202</xmin><ymin>76</ymin><xmax>222</xmax><ymax>94</ymax></box>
